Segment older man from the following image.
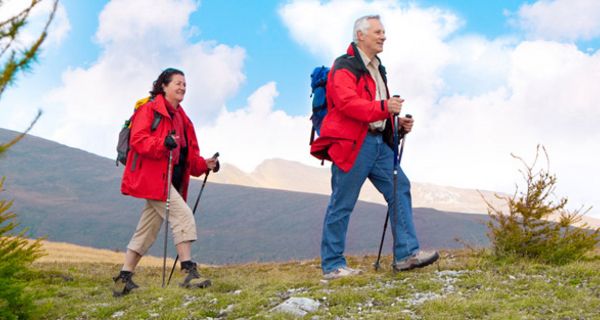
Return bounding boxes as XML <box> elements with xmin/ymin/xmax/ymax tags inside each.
<box><xmin>311</xmin><ymin>15</ymin><xmax>439</xmax><ymax>279</ymax></box>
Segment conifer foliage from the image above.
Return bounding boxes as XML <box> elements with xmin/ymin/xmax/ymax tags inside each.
<box><xmin>0</xmin><ymin>178</ymin><xmax>43</xmax><ymax>320</ymax></box>
<box><xmin>484</xmin><ymin>145</ymin><xmax>599</xmax><ymax>264</ymax></box>
<box><xmin>1</xmin><ymin>1</ymin><xmax>58</xmax><ymax>318</ymax></box>
<box><xmin>0</xmin><ymin>0</ymin><xmax>57</xmax><ymax>154</ymax></box>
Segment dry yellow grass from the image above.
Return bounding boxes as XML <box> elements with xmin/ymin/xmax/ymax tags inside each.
<box><xmin>33</xmin><ymin>240</ymin><xmax>174</xmax><ymax>267</ymax></box>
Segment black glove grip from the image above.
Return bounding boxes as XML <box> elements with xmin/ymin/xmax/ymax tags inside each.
<box><xmin>164</xmin><ymin>135</ymin><xmax>177</xmax><ymax>150</ymax></box>
<box><xmin>212</xmin><ymin>152</ymin><xmax>220</xmax><ymax>173</ymax></box>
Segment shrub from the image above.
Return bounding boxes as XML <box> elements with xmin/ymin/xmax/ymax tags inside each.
<box><xmin>483</xmin><ymin>145</ymin><xmax>599</xmax><ymax>264</ymax></box>
<box><xmin>0</xmin><ymin>177</ymin><xmax>44</xmax><ymax>320</ymax></box>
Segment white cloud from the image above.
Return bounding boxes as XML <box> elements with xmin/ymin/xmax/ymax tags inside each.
<box><xmin>514</xmin><ymin>0</ymin><xmax>600</xmax><ymax>41</ymax></box>
<box><xmin>280</xmin><ymin>0</ymin><xmax>600</xmax><ymax>217</ymax></box>
<box><xmin>96</xmin><ymin>0</ymin><xmax>195</xmax><ymax>47</ymax></box>
<box><xmin>42</xmin><ymin>0</ymin><xmax>245</xmax><ymax>159</ymax></box>
<box><xmin>199</xmin><ymin>82</ymin><xmax>314</xmax><ymax>172</ymax></box>
<box><xmin>280</xmin><ymin>0</ymin><xmax>461</xmax><ymax>111</ymax></box>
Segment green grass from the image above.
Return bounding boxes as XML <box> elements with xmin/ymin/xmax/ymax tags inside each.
<box><xmin>26</xmin><ymin>250</ymin><xmax>600</xmax><ymax>319</ymax></box>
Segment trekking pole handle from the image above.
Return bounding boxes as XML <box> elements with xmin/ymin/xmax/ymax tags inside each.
<box><xmin>211</xmin><ymin>152</ymin><xmax>220</xmax><ymax>173</ymax></box>
<box><xmin>392</xmin><ymin>94</ymin><xmax>402</xmax><ymax>116</ymax></box>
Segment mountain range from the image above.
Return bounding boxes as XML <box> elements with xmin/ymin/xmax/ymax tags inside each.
<box><xmin>0</xmin><ymin>128</ymin><xmax>540</xmax><ymax>264</ymax></box>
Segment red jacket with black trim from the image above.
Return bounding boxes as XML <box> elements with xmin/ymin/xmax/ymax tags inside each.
<box><xmin>121</xmin><ymin>94</ymin><xmax>208</xmax><ymax>201</ymax></box>
<box><xmin>310</xmin><ymin>42</ymin><xmax>395</xmax><ymax>172</ymax></box>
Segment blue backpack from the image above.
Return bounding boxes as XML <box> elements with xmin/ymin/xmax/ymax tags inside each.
<box><xmin>309</xmin><ymin>66</ymin><xmax>330</xmax><ymax>144</ymax></box>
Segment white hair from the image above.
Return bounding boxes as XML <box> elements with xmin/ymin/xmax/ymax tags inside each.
<box><xmin>353</xmin><ymin>15</ymin><xmax>381</xmax><ymax>43</ymax></box>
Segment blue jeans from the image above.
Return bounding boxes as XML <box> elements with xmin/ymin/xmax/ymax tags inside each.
<box><xmin>321</xmin><ymin>133</ymin><xmax>420</xmax><ymax>273</ymax></box>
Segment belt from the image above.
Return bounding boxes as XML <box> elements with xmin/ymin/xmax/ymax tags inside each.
<box><xmin>368</xmin><ymin>128</ymin><xmax>383</xmax><ymax>135</ymax></box>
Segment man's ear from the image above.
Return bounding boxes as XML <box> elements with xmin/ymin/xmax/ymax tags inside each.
<box><xmin>356</xmin><ymin>31</ymin><xmax>364</xmax><ymax>42</ymax></box>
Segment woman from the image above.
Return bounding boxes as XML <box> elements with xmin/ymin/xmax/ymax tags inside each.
<box><xmin>113</xmin><ymin>68</ymin><xmax>218</xmax><ymax>296</ymax></box>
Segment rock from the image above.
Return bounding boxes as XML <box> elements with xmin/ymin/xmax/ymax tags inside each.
<box><xmin>218</xmin><ymin>304</ymin><xmax>235</xmax><ymax>317</ymax></box>
<box><xmin>271</xmin><ymin>297</ymin><xmax>321</xmax><ymax>317</ymax></box>
<box><xmin>111</xmin><ymin>310</ymin><xmax>125</xmax><ymax>318</ymax></box>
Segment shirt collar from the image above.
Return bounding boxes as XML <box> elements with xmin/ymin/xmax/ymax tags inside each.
<box><xmin>356</xmin><ymin>46</ymin><xmax>379</xmax><ymax>69</ymax></box>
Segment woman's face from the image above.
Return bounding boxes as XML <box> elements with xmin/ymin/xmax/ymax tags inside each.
<box><xmin>162</xmin><ymin>74</ymin><xmax>186</xmax><ymax>104</ymax></box>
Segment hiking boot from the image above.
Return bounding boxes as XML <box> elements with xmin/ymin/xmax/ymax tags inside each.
<box><xmin>323</xmin><ymin>266</ymin><xmax>363</xmax><ymax>280</ymax></box>
<box><xmin>180</xmin><ymin>262</ymin><xmax>212</xmax><ymax>289</ymax></box>
<box><xmin>112</xmin><ymin>271</ymin><xmax>139</xmax><ymax>297</ymax></box>
<box><xmin>393</xmin><ymin>250</ymin><xmax>440</xmax><ymax>272</ymax></box>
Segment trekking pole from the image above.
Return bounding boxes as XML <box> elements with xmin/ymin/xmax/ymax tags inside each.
<box><xmin>162</xmin><ymin>139</ymin><xmax>175</xmax><ymax>288</ymax></box>
<box><xmin>166</xmin><ymin>152</ymin><xmax>220</xmax><ymax>286</ymax></box>
<box><xmin>374</xmin><ymin>95</ymin><xmax>412</xmax><ymax>270</ymax></box>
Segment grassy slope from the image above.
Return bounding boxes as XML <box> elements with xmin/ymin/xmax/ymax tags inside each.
<box><xmin>28</xmin><ymin>246</ymin><xmax>600</xmax><ymax>319</ymax></box>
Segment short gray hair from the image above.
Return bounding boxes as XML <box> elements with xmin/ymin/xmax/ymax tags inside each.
<box><xmin>353</xmin><ymin>15</ymin><xmax>381</xmax><ymax>43</ymax></box>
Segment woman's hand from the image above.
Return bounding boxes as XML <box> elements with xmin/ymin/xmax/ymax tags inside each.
<box><xmin>205</xmin><ymin>157</ymin><xmax>219</xmax><ymax>171</ymax></box>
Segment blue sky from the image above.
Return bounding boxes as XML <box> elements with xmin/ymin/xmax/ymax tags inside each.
<box><xmin>1</xmin><ymin>0</ymin><xmax>599</xmax><ymax>217</ymax></box>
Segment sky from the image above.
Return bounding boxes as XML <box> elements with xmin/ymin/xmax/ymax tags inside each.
<box><xmin>1</xmin><ymin>0</ymin><xmax>599</xmax><ymax>218</ymax></box>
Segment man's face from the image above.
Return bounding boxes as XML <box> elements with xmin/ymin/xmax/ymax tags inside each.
<box><xmin>358</xmin><ymin>19</ymin><xmax>386</xmax><ymax>56</ymax></box>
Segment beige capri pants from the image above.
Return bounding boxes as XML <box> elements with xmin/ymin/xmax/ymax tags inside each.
<box><xmin>127</xmin><ymin>185</ymin><xmax>197</xmax><ymax>256</ymax></box>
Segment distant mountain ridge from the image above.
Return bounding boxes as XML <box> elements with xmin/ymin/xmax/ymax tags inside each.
<box><xmin>208</xmin><ymin>159</ymin><xmax>508</xmax><ymax>214</ymax></box>
<box><xmin>207</xmin><ymin>159</ymin><xmax>600</xmax><ymax>228</ymax></box>
<box><xmin>0</xmin><ymin>128</ymin><xmax>494</xmax><ymax>264</ymax></box>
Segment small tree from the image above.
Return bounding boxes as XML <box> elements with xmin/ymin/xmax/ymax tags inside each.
<box><xmin>0</xmin><ymin>178</ymin><xmax>43</xmax><ymax>320</ymax></box>
<box><xmin>0</xmin><ymin>1</ymin><xmax>58</xmax><ymax>318</ymax></box>
<box><xmin>484</xmin><ymin>145</ymin><xmax>599</xmax><ymax>264</ymax></box>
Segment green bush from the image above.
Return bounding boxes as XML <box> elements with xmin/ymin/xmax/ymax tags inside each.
<box><xmin>484</xmin><ymin>145</ymin><xmax>599</xmax><ymax>264</ymax></box>
<box><xmin>0</xmin><ymin>177</ymin><xmax>44</xmax><ymax>320</ymax></box>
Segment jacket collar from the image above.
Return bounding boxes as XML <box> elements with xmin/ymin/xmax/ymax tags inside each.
<box><xmin>346</xmin><ymin>42</ymin><xmax>386</xmax><ymax>82</ymax></box>
<box><xmin>153</xmin><ymin>94</ymin><xmax>176</xmax><ymax>119</ymax></box>
<box><xmin>347</xmin><ymin>42</ymin><xmax>384</xmax><ymax>73</ymax></box>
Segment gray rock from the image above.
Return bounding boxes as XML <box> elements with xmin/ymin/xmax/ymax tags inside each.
<box><xmin>271</xmin><ymin>297</ymin><xmax>321</xmax><ymax>317</ymax></box>
<box><xmin>111</xmin><ymin>311</ymin><xmax>125</xmax><ymax>318</ymax></box>
<box><xmin>218</xmin><ymin>304</ymin><xmax>235</xmax><ymax>317</ymax></box>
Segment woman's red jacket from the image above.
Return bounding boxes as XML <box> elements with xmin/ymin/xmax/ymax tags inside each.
<box><xmin>121</xmin><ymin>94</ymin><xmax>208</xmax><ymax>201</ymax></box>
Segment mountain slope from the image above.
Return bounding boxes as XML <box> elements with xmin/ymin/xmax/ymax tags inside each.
<box><xmin>1</xmin><ymin>128</ymin><xmax>490</xmax><ymax>264</ymax></box>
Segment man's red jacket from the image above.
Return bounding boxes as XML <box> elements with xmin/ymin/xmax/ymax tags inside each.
<box><xmin>310</xmin><ymin>42</ymin><xmax>395</xmax><ymax>172</ymax></box>
<box><xmin>121</xmin><ymin>94</ymin><xmax>208</xmax><ymax>201</ymax></box>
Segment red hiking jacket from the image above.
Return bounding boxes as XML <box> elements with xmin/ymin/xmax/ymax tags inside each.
<box><xmin>121</xmin><ymin>94</ymin><xmax>208</xmax><ymax>201</ymax></box>
<box><xmin>310</xmin><ymin>43</ymin><xmax>395</xmax><ymax>172</ymax></box>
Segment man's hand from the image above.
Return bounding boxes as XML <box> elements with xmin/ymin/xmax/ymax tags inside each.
<box><xmin>387</xmin><ymin>96</ymin><xmax>404</xmax><ymax>115</ymax></box>
<box><xmin>399</xmin><ymin>116</ymin><xmax>414</xmax><ymax>134</ymax></box>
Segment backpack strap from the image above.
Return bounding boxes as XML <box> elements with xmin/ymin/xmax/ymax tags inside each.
<box><xmin>309</xmin><ymin>127</ymin><xmax>316</xmax><ymax>145</ymax></box>
<box><xmin>151</xmin><ymin>111</ymin><xmax>161</xmax><ymax>131</ymax></box>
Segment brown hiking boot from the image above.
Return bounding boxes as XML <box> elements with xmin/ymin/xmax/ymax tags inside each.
<box><xmin>180</xmin><ymin>262</ymin><xmax>211</xmax><ymax>289</ymax></box>
<box><xmin>112</xmin><ymin>271</ymin><xmax>139</xmax><ymax>297</ymax></box>
<box><xmin>393</xmin><ymin>250</ymin><xmax>440</xmax><ymax>272</ymax></box>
